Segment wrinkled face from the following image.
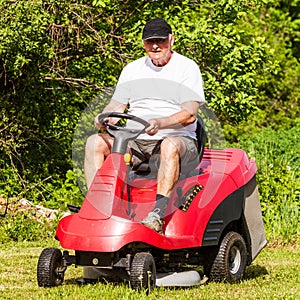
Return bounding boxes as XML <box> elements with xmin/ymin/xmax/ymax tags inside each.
<box><xmin>143</xmin><ymin>34</ymin><xmax>174</xmax><ymax>66</ymax></box>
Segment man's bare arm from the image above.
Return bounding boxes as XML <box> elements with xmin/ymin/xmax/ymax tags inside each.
<box><xmin>146</xmin><ymin>101</ymin><xmax>203</xmax><ymax>135</ymax></box>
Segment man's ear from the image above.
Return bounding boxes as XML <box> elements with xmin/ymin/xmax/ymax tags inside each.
<box><xmin>170</xmin><ymin>34</ymin><xmax>175</xmax><ymax>46</ymax></box>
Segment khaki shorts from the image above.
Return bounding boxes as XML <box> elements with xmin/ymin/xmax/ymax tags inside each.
<box><xmin>128</xmin><ymin>137</ymin><xmax>199</xmax><ymax>172</ymax></box>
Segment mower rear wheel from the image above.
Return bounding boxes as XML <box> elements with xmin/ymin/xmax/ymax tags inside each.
<box><xmin>206</xmin><ymin>231</ymin><xmax>247</xmax><ymax>283</ymax></box>
<box><xmin>37</xmin><ymin>247</ymin><xmax>65</xmax><ymax>287</ymax></box>
<box><xmin>130</xmin><ymin>252</ymin><xmax>156</xmax><ymax>291</ymax></box>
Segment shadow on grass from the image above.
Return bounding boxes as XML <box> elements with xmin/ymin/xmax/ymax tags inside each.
<box><xmin>61</xmin><ymin>264</ymin><xmax>268</xmax><ymax>289</ymax></box>
<box><xmin>63</xmin><ymin>277</ymin><xmax>128</xmax><ymax>287</ymax></box>
<box><xmin>244</xmin><ymin>264</ymin><xmax>268</xmax><ymax>280</ymax></box>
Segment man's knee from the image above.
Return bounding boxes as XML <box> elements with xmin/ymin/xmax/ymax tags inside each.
<box><xmin>160</xmin><ymin>137</ymin><xmax>181</xmax><ymax>157</ymax></box>
<box><xmin>85</xmin><ymin>133</ymin><xmax>111</xmax><ymax>154</ymax></box>
<box><xmin>86</xmin><ymin>133</ymin><xmax>98</xmax><ymax>147</ymax></box>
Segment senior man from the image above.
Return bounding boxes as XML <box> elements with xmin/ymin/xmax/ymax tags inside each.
<box><xmin>84</xmin><ymin>18</ymin><xmax>205</xmax><ymax>233</ymax></box>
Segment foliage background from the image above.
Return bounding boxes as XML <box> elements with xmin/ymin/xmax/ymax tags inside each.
<box><xmin>0</xmin><ymin>0</ymin><xmax>299</xmax><ymax>243</ymax></box>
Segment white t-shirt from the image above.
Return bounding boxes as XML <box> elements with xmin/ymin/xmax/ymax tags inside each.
<box><xmin>112</xmin><ymin>51</ymin><xmax>205</xmax><ymax>139</ymax></box>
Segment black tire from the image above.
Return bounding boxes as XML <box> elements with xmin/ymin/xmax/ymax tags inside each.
<box><xmin>130</xmin><ymin>252</ymin><xmax>156</xmax><ymax>291</ymax></box>
<box><xmin>37</xmin><ymin>247</ymin><xmax>65</xmax><ymax>287</ymax></box>
<box><xmin>206</xmin><ymin>231</ymin><xmax>247</xmax><ymax>283</ymax></box>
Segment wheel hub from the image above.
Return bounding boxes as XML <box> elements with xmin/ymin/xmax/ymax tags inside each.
<box><xmin>229</xmin><ymin>245</ymin><xmax>241</xmax><ymax>274</ymax></box>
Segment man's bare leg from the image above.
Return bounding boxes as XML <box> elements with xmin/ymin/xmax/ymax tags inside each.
<box><xmin>84</xmin><ymin>133</ymin><xmax>114</xmax><ymax>188</ymax></box>
<box><xmin>157</xmin><ymin>137</ymin><xmax>186</xmax><ymax>197</ymax></box>
<box><xmin>141</xmin><ymin>137</ymin><xmax>186</xmax><ymax>232</ymax></box>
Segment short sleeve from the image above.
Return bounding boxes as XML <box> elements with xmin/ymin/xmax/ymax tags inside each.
<box><xmin>179</xmin><ymin>61</ymin><xmax>205</xmax><ymax>104</ymax></box>
<box><xmin>112</xmin><ymin>67</ymin><xmax>131</xmax><ymax>104</ymax></box>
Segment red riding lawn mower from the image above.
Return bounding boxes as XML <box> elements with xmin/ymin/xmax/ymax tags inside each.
<box><xmin>37</xmin><ymin>112</ymin><xmax>267</xmax><ymax>291</ymax></box>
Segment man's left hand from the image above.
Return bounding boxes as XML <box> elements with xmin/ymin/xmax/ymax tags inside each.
<box><xmin>145</xmin><ymin>119</ymin><xmax>160</xmax><ymax>136</ymax></box>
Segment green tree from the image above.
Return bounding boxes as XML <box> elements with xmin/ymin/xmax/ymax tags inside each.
<box><xmin>0</xmin><ymin>0</ymin><xmax>299</xmax><ymax>206</ymax></box>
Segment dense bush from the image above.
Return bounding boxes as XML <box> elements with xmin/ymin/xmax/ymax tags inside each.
<box><xmin>232</xmin><ymin>123</ymin><xmax>300</xmax><ymax>242</ymax></box>
<box><xmin>0</xmin><ymin>198</ymin><xmax>58</xmax><ymax>242</ymax></box>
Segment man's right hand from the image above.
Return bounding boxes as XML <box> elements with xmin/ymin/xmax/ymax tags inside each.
<box><xmin>94</xmin><ymin>115</ymin><xmax>120</xmax><ymax>130</ymax></box>
<box><xmin>94</xmin><ymin>100</ymin><xmax>127</xmax><ymax>130</ymax></box>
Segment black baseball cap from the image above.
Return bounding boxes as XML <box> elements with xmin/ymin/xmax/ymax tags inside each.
<box><xmin>142</xmin><ymin>18</ymin><xmax>172</xmax><ymax>40</ymax></box>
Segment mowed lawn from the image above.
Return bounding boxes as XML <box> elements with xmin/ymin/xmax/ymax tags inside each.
<box><xmin>0</xmin><ymin>240</ymin><xmax>299</xmax><ymax>300</ymax></box>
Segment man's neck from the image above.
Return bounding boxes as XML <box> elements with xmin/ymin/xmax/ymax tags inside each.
<box><xmin>152</xmin><ymin>51</ymin><xmax>173</xmax><ymax>67</ymax></box>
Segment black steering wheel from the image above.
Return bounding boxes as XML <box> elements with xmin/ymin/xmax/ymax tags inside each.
<box><xmin>97</xmin><ymin>112</ymin><xmax>150</xmax><ymax>153</ymax></box>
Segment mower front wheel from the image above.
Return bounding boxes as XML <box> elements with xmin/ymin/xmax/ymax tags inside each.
<box><xmin>37</xmin><ymin>247</ymin><xmax>66</xmax><ymax>287</ymax></box>
<box><xmin>130</xmin><ymin>252</ymin><xmax>156</xmax><ymax>291</ymax></box>
<box><xmin>206</xmin><ymin>231</ymin><xmax>247</xmax><ymax>283</ymax></box>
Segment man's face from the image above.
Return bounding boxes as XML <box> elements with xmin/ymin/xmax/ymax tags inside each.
<box><xmin>143</xmin><ymin>35</ymin><xmax>174</xmax><ymax>66</ymax></box>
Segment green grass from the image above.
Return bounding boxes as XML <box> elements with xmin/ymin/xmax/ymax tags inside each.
<box><xmin>0</xmin><ymin>240</ymin><xmax>299</xmax><ymax>300</ymax></box>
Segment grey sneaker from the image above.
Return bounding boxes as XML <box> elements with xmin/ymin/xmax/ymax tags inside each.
<box><xmin>141</xmin><ymin>208</ymin><xmax>163</xmax><ymax>233</ymax></box>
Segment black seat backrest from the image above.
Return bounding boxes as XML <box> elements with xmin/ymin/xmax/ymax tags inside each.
<box><xmin>196</xmin><ymin>115</ymin><xmax>206</xmax><ymax>162</ymax></box>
